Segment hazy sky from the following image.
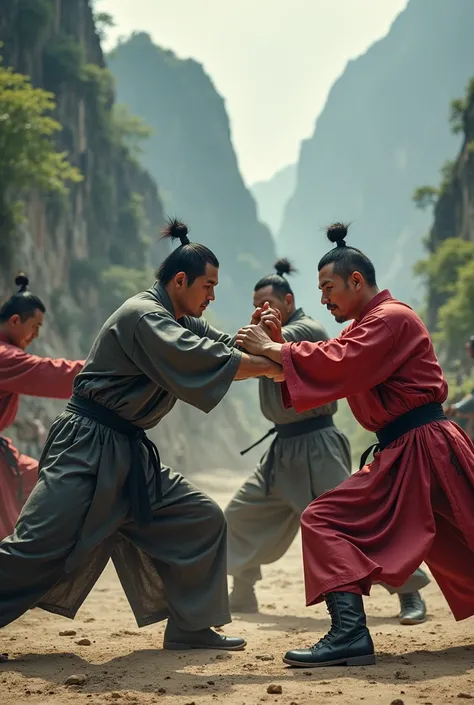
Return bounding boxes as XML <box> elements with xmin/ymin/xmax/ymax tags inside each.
<box><xmin>99</xmin><ymin>0</ymin><xmax>408</xmax><ymax>185</ymax></box>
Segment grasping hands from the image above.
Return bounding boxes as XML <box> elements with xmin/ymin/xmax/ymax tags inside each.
<box><xmin>251</xmin><ymin>301</ymin><xmax>284</xmax><ymax>343</ymax></box>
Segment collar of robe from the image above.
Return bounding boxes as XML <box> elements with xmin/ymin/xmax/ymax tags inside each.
<box><xmin>150</xmin><ymin>282</ymin><xmax>176</xmax><ymax>318</ymax></box>
<box><xmin>285</xmin><ymin>307</ymin><xmax>305</xmax><ymax>327</ymax></box>
<box><xmin>358</xmin><ymin>289</ymin><xmax>393</xmax><ymax>321</ymax></box>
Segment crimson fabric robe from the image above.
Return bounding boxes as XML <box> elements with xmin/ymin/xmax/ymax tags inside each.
<box><xmin>0</xmin><ymin>332</ymin><xmax>83</xmax><ymax>539</ymax></box>
<box><xmin>281</xmin><ymin>290</ymin><xmax>474</xmax><ymax>621</ymax></box>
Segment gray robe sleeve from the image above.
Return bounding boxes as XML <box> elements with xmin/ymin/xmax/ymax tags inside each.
<box><xmin>183</xmin><ymin>316</ymin><xmax>238</xmax><ymax>348</ymax></box>
<box><xmin>132</xmin><ymin>312</ymin><xmax>242</xmax><ymax>413</ymax></box>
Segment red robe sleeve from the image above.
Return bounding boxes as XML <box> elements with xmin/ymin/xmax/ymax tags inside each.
<box><xmin>0</xmin><ymin>344</ymin><xmax>84</xmax><ymax>399</ymax></box>
<box><xmin>281</xmin><ymin>314</ymin><xmax>396</xmax><ymax>412</ymax></box>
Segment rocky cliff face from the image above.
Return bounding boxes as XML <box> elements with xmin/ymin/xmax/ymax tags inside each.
<box><xmin>251</xmin><ymin>164</ymin><xmax>296</xmax><ymax>235</ymax></box>
<box><xmin>107</xmin><ymin>32</ymin><xmax>277</xmax><ymax>328</ymax></box>
<box><xmin>277</xmin><ymin>0</ymin><xmax>474</xmax><ymax>334</ymax></box>
<box><xmin>424</xmin><ymin>77</ymin><xmax>474</xmax><ymax>349</ymax></box>
<box><xmin>0</xmin><ymin>0</ymin><xmax>259</xmax><ymax>472</ymax></box>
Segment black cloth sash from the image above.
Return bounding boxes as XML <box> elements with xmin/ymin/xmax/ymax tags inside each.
<box><xmin>0</xmin><ymin>436</ymin><xmax>22</xmax><ymax>501</ymax></box>
<box><xmin>240</xmin><ymin>415</ymin><xmax>335</xmax><ymax>495</ymax></box>
<box><xmin>65</xmin><ymin>394</ymin><xmax>161</xmax><ymax>525</ymax></box>
<box><xmin>359</xmin><ymin>401</ymin><xmax>447</xmax><ymax>470</ymax></box>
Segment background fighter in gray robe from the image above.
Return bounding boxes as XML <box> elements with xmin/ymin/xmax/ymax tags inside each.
<box><xmin>225</xmin><ymin>259</ymin><xmax>430</xmax><ymax>625</ymax></box>
<box><xmin>0</xmin><ymin>219</ymin><xmax>283</xmax><ymax>653</ymax></box>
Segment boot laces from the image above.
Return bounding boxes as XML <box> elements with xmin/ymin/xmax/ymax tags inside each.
<box><xmin>311</xmin><ymin>595</ymin><xmax>338</xmax><ymax>651</ymax></box>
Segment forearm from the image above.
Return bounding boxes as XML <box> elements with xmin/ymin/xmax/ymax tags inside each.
<box><xmin>261</xmin><ymin>341</ymin><xmax>283</xmax><ymax>364</ymax></box>
<box><xmin>234</xmin><ymin>353</ymin><xmax>274</xmax><ymax>380</ymax></box>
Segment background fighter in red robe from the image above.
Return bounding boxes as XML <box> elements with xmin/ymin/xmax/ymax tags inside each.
<box><xmin>236</xmin><ymin>223</ymin><xmax>474</xmax><ymax>668</ymax></box>
<box><xmin>0</xmin><ymin>274</ymin><xmax>84</xmax><ymax>540</ymax></box>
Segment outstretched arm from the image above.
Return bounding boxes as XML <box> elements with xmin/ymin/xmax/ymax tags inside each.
<box><xmin>234</xmin><ymin>352</ymin><xmax>283</xmax><ymax>381</ymax></box>
<box><xmin>0</xmin><ymin>344</ymin><xmax>84</xmax><ymax>398</ymax></box>
<box><xmin>237</xmin><ymin>314</ymin><xmax>397</xmax><ymax>412</ymax></box>
<box><xmin>132</xmin><ymin>311</ymin><xmax>283</xmax><ymax>414</ymax></box>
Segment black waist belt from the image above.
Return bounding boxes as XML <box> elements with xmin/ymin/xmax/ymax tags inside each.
<box><xmin>240</xmin><ymin>415</ymin><xmax>334</xmax><ymax>494</ymax></box>
<box><xmin>359</xmin><ymin>401</ymin><xmax>447</xmax><ymax>470</ymax></box>
<box><xmin>65</xmin><ymin>394</ymin><xmax>160</xmax><ymax>525</ymax></box>
<box><xmin>0</xmin><ymin>436</ymin><xmax>22</xmax><ymax>501</ymax></box>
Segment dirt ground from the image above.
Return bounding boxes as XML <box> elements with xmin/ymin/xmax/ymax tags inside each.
<box><xmin>1</xmin><ymin>468</ymin><xmax>474</xmax><ymax>705</ymax></box>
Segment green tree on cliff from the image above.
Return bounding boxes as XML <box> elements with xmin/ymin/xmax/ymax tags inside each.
<box><xmin>0</xmin><ymin>55</ymin><xmax>82</xmax><ymax>258</ymax></box>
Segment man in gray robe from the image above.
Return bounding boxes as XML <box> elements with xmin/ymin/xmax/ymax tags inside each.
<box><xmin>0</xmin><ymin>220</ymin><xmax>282</xmax><ymax>651</ymax></box>
<box><xmin>225</xmin><ymin>259</ymin><xmax>430</xmax><ymax>625</ymax></box>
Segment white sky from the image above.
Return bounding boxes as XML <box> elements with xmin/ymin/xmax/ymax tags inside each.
<box><xmin>99</xmin><ymin>0</ymin><xmax>408</xmax><ymax>185</ymax></box>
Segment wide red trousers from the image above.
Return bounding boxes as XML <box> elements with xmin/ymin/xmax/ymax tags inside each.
<box><xmin>301</xmin><ymin>420</ymin><xmax>474</xmax><ymax>621</ymax></box>
<box><xmin>0</xmin><ymin>437</ymin><xmax>38</xmax><ymax>540</ymax></box>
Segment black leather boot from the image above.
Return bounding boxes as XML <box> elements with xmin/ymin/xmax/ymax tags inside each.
<box><xmin>283</xmin><ymin>592</ymin><xmax>375</xmax><ymax>667</ymax></box>
<box><xmin>163</xmin><ymin>621</ymin><xmax>246</xmax><ymax>651</ymax></box>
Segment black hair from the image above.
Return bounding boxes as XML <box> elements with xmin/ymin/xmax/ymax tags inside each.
<box><xmin>155</xmin><ymin>218</ymin><xmax>219</xmax><ymax>286</ymax></box>
<box><xmin>0</xmin><ymin>273</ymin><xmax>46</xmax><ymax>323</ymax></box>
<box><xmin>254</xmin><ymin>257</ymin><xmax>297</xmax><ymax>299</ymax></box>
<box><xmin>317</xmin><ymin>223</ymin><xmax>377</xmax><ymax>287</ymax></box>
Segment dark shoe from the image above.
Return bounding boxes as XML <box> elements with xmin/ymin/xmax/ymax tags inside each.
<box><xmin>283</xmin><ymin>592</ymin><xmax>375</xmax><ymax>668</ymax></box>
<box><xmin>398</xmin><ymin>591</ymin><xmax>426</xmax><ymax>625</ymax></box>
<box><xmin>163</xmin><ymin>622</ymin><xmax>246</xmax><ymax>651</ymax></box>
<box><xmin>229</xmin><ymin>578</ymin><xmax>259</xmax><ymax>613</ymax></box>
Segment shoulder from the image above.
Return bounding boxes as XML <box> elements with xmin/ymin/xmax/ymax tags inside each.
<box><xmin>372</xmin><ymin>299</ymin><xmax>428</xmax><ymax>338</ymax></box>
<box><xmin>116</xmin><ymin>291</ymin><xmax>175</xmax><ymax>329</ymax></box>
<box><xmin>285</xmin><ymin>314</ymin><xmax>329</xmax><ymax>343</ymax></box>
<box><xmin>0</xmin><ymin>340</ymin><xmax>24</xmax><ymax>360</ymax></box>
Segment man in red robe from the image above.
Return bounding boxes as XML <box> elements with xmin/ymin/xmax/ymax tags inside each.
<box><xmin>0</xmin><ymin>274</ymin><xmax>84</xmax><ymax>540</ymax></box>
<box><xmin>236</xmin><ymin>223</ymin><xmax>474</xmax><ymax>668</ymax></box>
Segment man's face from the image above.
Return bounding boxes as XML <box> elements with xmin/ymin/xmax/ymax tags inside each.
<box><xmin>7</xmin><ymin>309</ymin><xmax>44</xmax><ymax>349</ymax></box>
<box><xmin>175</xmin><ymin>263</ymin><xmax>218</xmax><ymax>318</ymax></box>
<box><xmin>318</xmin><ymin>263</ymin><xmax>363</xmax><ymax>324</ymax></box>
<box><xmin>253</xmin><ymin>285</ymin><xmax>293</xmax><ymax>325</ymax></box>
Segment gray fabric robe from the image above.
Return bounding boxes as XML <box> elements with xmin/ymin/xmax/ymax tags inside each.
<box><xmin>225</xmin><ymin>308</ymin><xmax>431</xmax><ymax>596</ymax></box>
<box><xmin>226</xmin><ymin>309</ymin><xmax>351</xmax><ymax>585</ymax></box>
<box><xmin>0</xmin><ymin>283</ymin><xmax>241</xmax><ymax>631</ymax></box>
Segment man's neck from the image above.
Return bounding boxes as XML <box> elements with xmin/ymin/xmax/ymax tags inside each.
<box><xmin>0</xmin><ymin>326</ymin><xmax>12</xmax><ymax>344</ymax></box>
<box><xmin>163</xmin><ymin>283</ymin><xmax>182</xmax><ymax>319</ymax></box>
<box><xmin>283</xmin><ymin>306</ymin><xmax>297</xmax><ymax>326</ymax></box>
<box><xmin>355</xmin><ymin>287</ymin><xmax>380</xmax><ymax>320</ymax></box>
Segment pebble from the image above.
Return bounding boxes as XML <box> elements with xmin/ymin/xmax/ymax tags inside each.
<box><xmin>267</xmin><ymin>685</ymin><xmax>282</xmax><ymax>694</ymax></box>
<box><xmin>215</xmin><ymin>653</ymin><xmax>232</xmax><ymax>660</ymax></box>
<box><xmin>59</xmin><ymin>630</ymin><xmax>77</xmax><ymax>637</ymax></box>
<box><xmin>0</xmin><ymin>653</ymin><xmax>8</xmax><ymax>663</ymax></box>
<box><xmin>110</xmin><ymin>694</ymin><xmax>122</xmax><ymax>700</ymax></box>
<box><xmin>76</xmin><ymin>639</ymin><xmax>92</xmax><ymax>646</ymax></box>
<box><xmin>64</xmin><ymin>674</ymin><xmax>88</xmax><ymax>686</ymax></box>
<box><xmin>394</xmin><ymin>670</ymin><xmax>409</xmax><ymax>680</ymax></box>
<box><xmin>458</xmin><ymin>695</ymin><xmax>474</xmax><ymax>700</ymax></box>
<box><xmin>256</xmin><ymin>654</ymin><xmax>275</xmax><ymax>661</ymax></box>
<box><xmin>390</xmin><ymin>700</ymin><xmax>404</xmax><ymax>705</ymax></box>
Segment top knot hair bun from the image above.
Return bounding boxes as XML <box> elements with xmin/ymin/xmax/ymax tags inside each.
<box><xmin>160</xmin><ymin>217</ymin><xmax>190</xmax><ymax>246</ymax></box>
<box><xmin>15</xmin><ymin>272</ymin><xmax>29</xmax><ymax>292</ymax></box>
<box><xmin>326</xmin><ymin>222</ymin><xmax>349</xmax><ymax>248</ymax></box>
<box><xmin>274</xmin><ymin>257</ymin><xmax>297</xmax><ymax>277</ymax></box>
